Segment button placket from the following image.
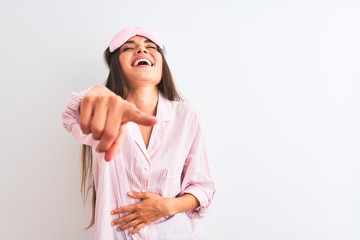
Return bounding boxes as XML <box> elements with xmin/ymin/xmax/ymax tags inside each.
<box><xmin>141</xmin><ymin>161</ymin><xmax>150</xmax><ymax>192</ymax></box>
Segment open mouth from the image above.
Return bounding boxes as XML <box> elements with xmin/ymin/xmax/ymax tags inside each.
<box><xmin>132</xmin><ymin>58</ymin><xmax>153</xmax><ymax>67</ymax></box>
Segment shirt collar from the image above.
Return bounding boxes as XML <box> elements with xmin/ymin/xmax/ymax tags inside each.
<box><xmin>156</xmin><ymin>91</ymin><xmax>175</xmax><ymax>122</ymax></box>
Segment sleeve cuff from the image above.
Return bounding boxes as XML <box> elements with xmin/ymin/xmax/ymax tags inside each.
<box><xmin>62</xmin><ymin>88</ymin><xmax>92</xmax><ymax>132</ymax></box>
<box><xmin>183</xmin><ymin>185</ymin><xmax>213</xmax><ymax>219</ymax></box>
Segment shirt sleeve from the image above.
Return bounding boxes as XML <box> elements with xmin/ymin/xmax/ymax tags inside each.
<box><xmin>62</xmin><ymin>88</ymin><xmax>94</xmax><ymax>146</ymax></box>
<box><xmin>181</xmin><ymin>115</ymin><xmax>216</xmax><ymax>219</ymax></box>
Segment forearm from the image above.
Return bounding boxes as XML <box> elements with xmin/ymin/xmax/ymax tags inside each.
<box><xmin>166</xmin><ymin>193</ymin><xmax>200</xmax><ymax>216</ymax></box>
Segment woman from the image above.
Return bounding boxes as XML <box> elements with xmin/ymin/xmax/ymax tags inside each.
<box><xmin>62</xmin><ymin>26</ymin><xmax>215</xmax><ymax>240</ymax></box>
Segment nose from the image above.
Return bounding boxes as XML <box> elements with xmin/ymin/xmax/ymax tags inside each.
<box><xmin>136</xmin><ymin>45</ymin><xmax>148</xmax><ymax>54</ymax></box>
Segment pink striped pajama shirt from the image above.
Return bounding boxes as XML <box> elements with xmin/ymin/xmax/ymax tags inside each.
<box><xmin>62</xmin><ymin>90</ymin><xmax>215</xmax><ymax>240</ymax></box>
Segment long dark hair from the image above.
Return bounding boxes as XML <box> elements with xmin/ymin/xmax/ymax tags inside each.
<box><xmin>81</xmin><ymin>45</ymin><xmax>181</xmax><ymax>228</ymax></box>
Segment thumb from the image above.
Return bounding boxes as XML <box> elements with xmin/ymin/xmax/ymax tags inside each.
<box><xmin>122</xmin><ymin>103</ymin><xmax>158</xmax><ymax>126</ymax></box>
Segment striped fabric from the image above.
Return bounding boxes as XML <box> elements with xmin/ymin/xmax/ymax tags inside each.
<box><xmin>62</xmin><ymin>90</ymin><xmax>216</xmax><ymax>240</ymax></box>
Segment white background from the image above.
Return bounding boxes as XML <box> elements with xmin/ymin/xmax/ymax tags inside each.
<box><xmin>1</xmin><ymin>0</ymin><xmax>359</xmax><ymax>239</ymax></box>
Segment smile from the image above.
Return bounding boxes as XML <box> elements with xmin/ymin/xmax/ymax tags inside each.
<box><xmin>132</xmin><ymin>58</ymin><xmax>153</xmax><ymax>67</ymax></box>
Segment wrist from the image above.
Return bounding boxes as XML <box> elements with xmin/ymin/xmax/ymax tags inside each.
<box><xmin>164</xmin><ymin>197</ymin><xmax>178</xmax><ymax>216</ymax></box>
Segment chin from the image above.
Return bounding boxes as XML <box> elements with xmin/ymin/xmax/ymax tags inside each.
<box><xmin>129</xmin><ymin>77</ymin><xmax>161</xmax><ymax>86</ymax></box>
<box><xmin>137</xmin><ymin>74</ymin><xmax>161</xmax><ymax>82</ymax></box>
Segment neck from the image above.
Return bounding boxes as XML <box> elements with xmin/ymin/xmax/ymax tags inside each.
<box><xmin>126</xmin><ymin>87</ymin><xmax>159</xmax><ymax>116</ymax></box>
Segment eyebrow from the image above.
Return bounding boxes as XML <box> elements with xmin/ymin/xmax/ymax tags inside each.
<box><xmin>123</xmin><ymin>39</ymin><xmax>155</xmax><ymax>45</ymax></box>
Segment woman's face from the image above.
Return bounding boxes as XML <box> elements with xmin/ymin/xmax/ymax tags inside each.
<box><xmin>118</xmin><ymin>35</ymin><xmax>163</xmax><ymax>89</ymax></box>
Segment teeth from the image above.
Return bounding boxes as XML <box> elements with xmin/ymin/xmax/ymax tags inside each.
<box><xmin>134</xmin><ymin>58</ymin><xmax>152</xmax><ymax>66</ymax></box>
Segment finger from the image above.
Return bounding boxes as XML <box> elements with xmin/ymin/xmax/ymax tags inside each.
<box><xmin>116</xmin><ymin>218</ymin><xmax>141</xmax><ymax>231</ymax></box>
<box><xmin>104</xmin><ymin>126</ymin><xmax>126</xmax><ymax>161</ymax></box>
<box><xmin>96</xmin><ymin>111</ymin><xmax>122</xmax><ymax>153</ymax></box>
<box><xmin>96</xmin><ymin>96</ymin><xmax>128</xmax><ymax>153</ymax></box>
<box><xmin>79</xmin><ymin>96</ymin><xmax>94</xmax><ymax>134</ymax></box>
<box><xmin>112</xmin><ymin>213</ymin><xmax>137</xmax><ymax>227</ymax></box>
<box><xmin>122</xmin><ymin>103</ymin><xmax>157</xmax><ymax>126</ymax></box>
<box><xmin>127</xmin><ymin>191</ymin><xmax>150</xmax><ymax>199</ymax></box>
<box><xmin>111</xmin><ymin>205</ymin><xmax>135</xmax><ymax>215</ymax></box>
<box><xmin>90</xmin><ymin>99</ymin><xmax>108</xmax><ymax>140</ymax></box>
<box><xmin>129</xmin><ymin>223</ymin><xmax>147</xmax><ymax>236</ymax></box>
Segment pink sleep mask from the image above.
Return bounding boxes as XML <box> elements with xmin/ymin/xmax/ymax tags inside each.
<box><xmin>109</xmin><ymin>26</ymin><xmax>164</xmax><ymax>52</ymax></box>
